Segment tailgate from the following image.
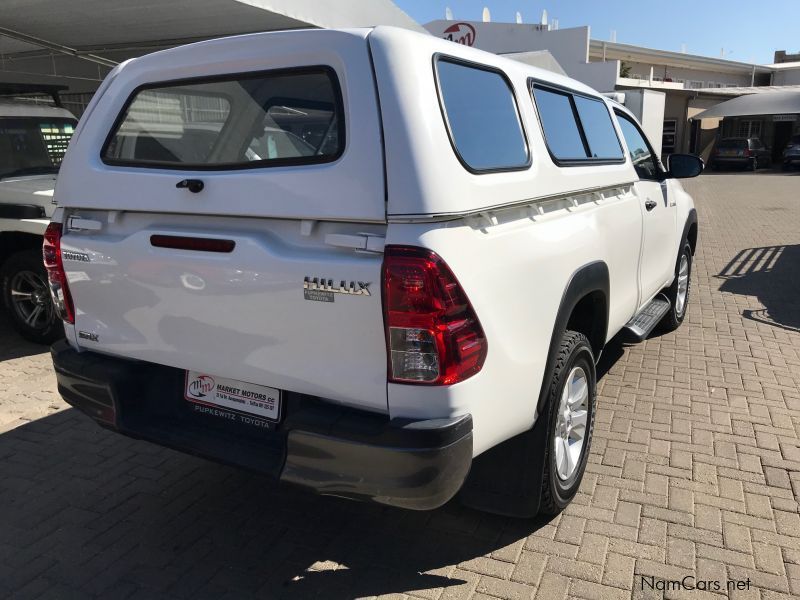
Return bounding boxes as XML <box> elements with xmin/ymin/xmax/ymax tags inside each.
<box><xmin>54</xmin><ymin>30</ymin><xmax>390</xmax><ymax>412</ymax></box>
<box><xmin>63</xmin><ymin>213</ymin><xmax>388</xmax><ymax>412</ymax></box>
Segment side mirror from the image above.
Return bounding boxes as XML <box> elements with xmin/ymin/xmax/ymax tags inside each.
<box><xmin>667</xmin><ymin>153</ymin><xmax>704</xmax><ymax>179</ymax></box>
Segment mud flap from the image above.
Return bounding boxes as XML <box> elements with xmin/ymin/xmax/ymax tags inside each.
<box><xmin>458</xmin><ymin>410</ymin><xmax>550</xmax><ymax>518</ymax></box>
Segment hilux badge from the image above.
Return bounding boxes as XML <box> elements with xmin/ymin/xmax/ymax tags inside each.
<box><xmin>303</xmin><ymin>277</ymin><xmax>370</xmax><ymax>303</ymax></box>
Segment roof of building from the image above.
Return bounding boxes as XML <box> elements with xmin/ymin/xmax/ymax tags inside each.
<box><xmin>764</xmin><ymin>61</ymin><xmax>800</xmax><ymax>70</ymax></box>
<box><xmin>588</xmin><ymin>39</ymin><xmax>772</xmax><ymax>75</ymax></box>
<box><xmin>695</xmin><ymin>84</ymin><xmax>800</xmax><ymax>96</ymax></box>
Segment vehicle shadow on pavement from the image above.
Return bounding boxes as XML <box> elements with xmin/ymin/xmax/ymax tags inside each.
<box><xmin>716</xmin><ymin>244</ymin><xmax>800</xmax><ymax>332</ymax></box>
<box><xmin>0</xmin><ymin>410</ymin><xmax>554</xmax><ymax>599</ymax></box>
<box><xmin>596</xmin><ymin>335</ymin><xmax>626</xmax><ymax>380</ymax></box>
<box><xmin>0</xmin><ymin>313</ymin><xmax>52</xmax><ymax>361</ymax></box>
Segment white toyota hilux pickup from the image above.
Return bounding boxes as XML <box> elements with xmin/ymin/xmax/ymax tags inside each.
<box><xmin>0</xmin><ymin>102</ymin><xmax>77</xmax><ymax>343</ymax></box>
<box><xmin>49</xmin><ymin>26</ymin><xmax>700</xmax><ymax>517</ymax></box>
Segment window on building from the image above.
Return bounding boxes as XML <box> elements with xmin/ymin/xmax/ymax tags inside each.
<box><xmin>532</xmin><ymin>84</ymin><xmax>623</xmax><ymax>163</ymax></box>
<box><xmin>662</xmin><ymin>119</ymin><xmax>677</xmax><ymax>154</ymax></box>
<box><xmin>734</xmin><ymin>120</ymin><xmax>762</xmax><ymax>138</ymax></box>
<box><xmin>436</xmin><ymin>58</ymin><xmax>530</xmax><ymax>171</ymax></box>
<box><xmin>688</xmin><ymin>80</ymin><xmax>704</xmax><ymax>89</ymax></box>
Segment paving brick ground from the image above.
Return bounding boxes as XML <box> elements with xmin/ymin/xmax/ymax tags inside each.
<box><xmin>1</xmin><ymin>172</ymin><xmax>799</xmax><ymax>599</ymax></box>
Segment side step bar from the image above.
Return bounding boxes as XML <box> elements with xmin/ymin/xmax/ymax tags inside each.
<box><xmin>624</xmin><ymin>295</ymin><xmax>670</xmax><ymax>341</ymax></box>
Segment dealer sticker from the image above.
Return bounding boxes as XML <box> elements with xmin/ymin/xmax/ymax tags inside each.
<box><xmin>184</xmin><ymin>371</ymin><xmax>281</xmax><ymax>423</ymax></box>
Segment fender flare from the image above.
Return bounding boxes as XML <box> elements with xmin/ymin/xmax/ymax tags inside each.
<box><xmin>681</xmin><ymin>208</ymin><xmax>698</xmax><ymax>254</ymax></box>
<box><xmin>536</xmin><ymin>260</ymin><xmax>609</xmax><ymax>416</ymax></box>
<box><xmin>460</xmin><ymin>260</ymin><xmax>610</xmax><ymax>518</ymax></box>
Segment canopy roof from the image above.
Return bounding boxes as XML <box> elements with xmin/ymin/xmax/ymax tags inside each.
<box><xmin>693</xmin><ymin>90</ymin><xmax>800</xmax><ymax>119</ymax></box>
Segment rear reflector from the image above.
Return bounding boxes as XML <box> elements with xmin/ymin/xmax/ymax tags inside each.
<box><xmin>150</xmin><ymin>235</ymin><xmax>235</xmax><ymax>253</ymax></box>
<box><xmin>43</xmin><ymin>222</ymin><xmax>75</xmax><ymax>324</ymax></box>
<box><xmin>383</xmin><ymin>246</ymin><xmax>487</xmax><ymax>385</ymax></box>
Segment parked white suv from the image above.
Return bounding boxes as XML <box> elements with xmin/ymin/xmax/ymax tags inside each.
<box><xmin>0</xmin><ymin>100</ymin><xmax>77</xmax><ymax>343</ymax></box>
<box><xmin>49</xmin><ymin>27</ymin><xmax>700</xmax><ymax>516</ymax></box>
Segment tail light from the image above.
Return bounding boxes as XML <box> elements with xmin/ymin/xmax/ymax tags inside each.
<box><xmin>382</xmin><ymin>245</ymin><xmax>487</xmax><ymax>385</ymax></box>
<box><xmin>43</xmin><ymin>222</ymin><xmax>75</xmax><ymax>324</ymax></box>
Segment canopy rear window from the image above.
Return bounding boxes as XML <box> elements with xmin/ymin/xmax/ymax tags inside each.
<box><xmin>102</xmin><ymin>67</ymin><xmax>344</xmax><ymax>170</ymax></box>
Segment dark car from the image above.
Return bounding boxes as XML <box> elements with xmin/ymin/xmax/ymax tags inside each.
<box><xmin>781</xmin><ymin>134</ymin><xmax>800</xmax><ymax>170</ymax></box>
<box><xmin>711</xmin><ymin>137</ymin><xmax>772</xmax><ymax>171</ymax></box>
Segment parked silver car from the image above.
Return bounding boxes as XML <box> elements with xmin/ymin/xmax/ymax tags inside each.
<box><xmin>782</xmin><ymin>134</ymin><xmax>800</xmax><ymax>170</ymax></box>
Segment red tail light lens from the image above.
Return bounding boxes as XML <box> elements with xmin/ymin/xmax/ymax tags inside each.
<box><xmin>43</xmin><ymin>222</ymin><xmax>75</xmax><ymax>324</ymax></box>
<box><xmin>383</xmin><ymin>246</ymin><xmax>487</xmax><ymax>385</ymax></box>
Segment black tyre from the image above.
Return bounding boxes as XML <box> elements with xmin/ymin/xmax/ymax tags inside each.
<box><xmin>1</xmin><ymin>249</ymin><xmax>64</xmax><ymax>345</ymax></box>
<box><xmin>660</xmin><ymin>241</ymin><xmax>693</xmax><ymax>332</ymax></box>
<box><xmin>539</xmin><ymin>330</ymin><xmax>596</xmax><ymax>516</ymax></box>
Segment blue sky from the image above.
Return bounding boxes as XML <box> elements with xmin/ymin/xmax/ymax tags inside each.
<box><xmin>393</xmin><ymin>0</ymin><xmax>800</xmax><ymax>65</ymax></box>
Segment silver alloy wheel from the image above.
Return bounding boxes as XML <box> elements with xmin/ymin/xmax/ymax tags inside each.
<box><xmin>9</xmin><ymin>270</ymin><xmax>53</xmax><ymax>331</ymax></box>
<box><xmin>554</xmin><ymin>366</ymin><xmax>589</xmax><ymax>481</ymax></box>
<box><xmin>675</xmin><ymin>254</ymin><xmax>690</xmax><ymax>317</ymax></box>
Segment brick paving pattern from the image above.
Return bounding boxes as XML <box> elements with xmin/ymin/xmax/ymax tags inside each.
<box><xmin>0</xmin><ymin>172</ymin><xmax>799</xmax><ymax>599</ymax></box>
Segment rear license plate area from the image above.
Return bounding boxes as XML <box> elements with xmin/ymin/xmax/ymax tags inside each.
<box><xmin>185</xmin><ymin>371</ymin><xmax>282</xmax><ymax>427</ymax></box>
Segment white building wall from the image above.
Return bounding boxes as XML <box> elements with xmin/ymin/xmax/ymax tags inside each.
<box><xmin>773</xmin><ymin>67</ymin><xmax>800</xmax><ymax>85</ymax></box>
<box><xmin>425</xmin><ymin>20</ymin><xmax>590</xmax><ymax>65</ymax></box>
<box><xmin>612</xmin><ymin>62</ymin><xmax>753</xmax><ymax>88</ymax></box>
<box><xmin>424</xmin><ymin>21</ymin><xmax>619</xmax><ymax>92</ymax></box>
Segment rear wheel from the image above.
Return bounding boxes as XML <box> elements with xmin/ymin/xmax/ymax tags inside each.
<box><xmin>1</xmin><ymin>250</ymin><xmax>64</xmax><ymax>345</ymax></box>
<box><xmin>539</xmin><ymin>330</ymin><xmax>596</xmax><ymax>515</ymax></box>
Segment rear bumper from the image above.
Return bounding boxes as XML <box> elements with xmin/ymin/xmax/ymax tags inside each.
<box><xmin>51</xmin><ymin>341</ymin><xmax>472</xmax><ymax>510</ymax></box>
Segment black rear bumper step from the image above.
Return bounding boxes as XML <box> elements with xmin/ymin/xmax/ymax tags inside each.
<box><xmin>51</xmin><ymin>341</ymin><xmax>473</xmax><ymax>510</ymax></box>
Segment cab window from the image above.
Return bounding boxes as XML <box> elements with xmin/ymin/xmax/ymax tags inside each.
<box><xmin>615</xmin><ymin>112</ymin><xmax>662</xmax><ymax>180</ymax></box>
<box><xmin>532</xmin><ymin>84</ymin><xmax>623</xmax><ymax>164</ymax></box>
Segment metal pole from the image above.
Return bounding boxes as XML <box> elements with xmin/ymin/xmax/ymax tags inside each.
<box><xmin>0</xmin><ymin>26</ymin><xmax>118</xmax><ymax>68</ymax></box>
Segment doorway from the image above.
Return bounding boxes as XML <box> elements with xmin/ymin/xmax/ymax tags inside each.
<box><xmin>773</xmin><ymin>121</ymin><xmax>794</xmax><ymax>163</ymax></box>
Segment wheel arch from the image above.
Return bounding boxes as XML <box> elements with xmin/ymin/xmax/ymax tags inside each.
<box><xmin>682</xmin><ymin>208</ymin><xmax>698</xmax><ymax>255</ymax></box>
<box><xmin>536</xmin><ymin>261</ymin><xmax>609</xmax><ymax>416</ymax></box>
